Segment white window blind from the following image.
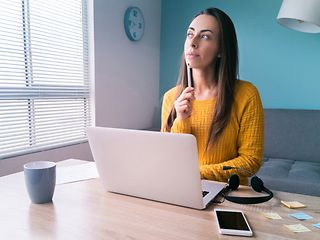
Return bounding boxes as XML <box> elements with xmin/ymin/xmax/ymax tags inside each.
<box><xmin>0</xmin><ymin>0</ymin><xmax>92</xmax><ymax>159</ymax></box>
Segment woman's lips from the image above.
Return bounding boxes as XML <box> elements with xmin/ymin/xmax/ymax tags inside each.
<box><xmin>186</xmin><ymin>53</ymin><xmax>199</xmax><ymax>59</ymax></box>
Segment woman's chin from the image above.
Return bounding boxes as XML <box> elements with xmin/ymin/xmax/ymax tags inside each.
<box><xmin>186</xmin><ymin>61</ymin><xmax>201</xmax><ymax>68</ymax></box>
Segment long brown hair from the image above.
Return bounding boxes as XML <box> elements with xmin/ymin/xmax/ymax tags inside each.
<box><xmin>165</xmin><ymin>8</ymin><xmax>239</xmax><ymax>148</ymax></box>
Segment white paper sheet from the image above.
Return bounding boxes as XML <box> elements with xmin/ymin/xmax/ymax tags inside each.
<box><xmin>56</xmin><ymin>162</ymin><xmax>99</xmax><ymax>185</ymax></box>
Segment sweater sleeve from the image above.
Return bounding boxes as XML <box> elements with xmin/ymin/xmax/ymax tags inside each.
<box><xmin>161</xmin><ymin>89</ymin><xmax>191</xmax><ymax>133</ymax></box>
<box><xmin>160</xmin><ymin>91</ymin><xmax>172</xmax><ymax>132</ymax></box>
<box><xmin>199</xmin><ymin>90</ymin><xmax>264</xmax><ymax>184</ymax></box>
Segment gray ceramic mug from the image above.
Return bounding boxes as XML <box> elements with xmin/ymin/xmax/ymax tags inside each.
<box><xmin>24</xmin><ymin>161</ymin><xmax>56</xmax><ymax>204</ymax></box>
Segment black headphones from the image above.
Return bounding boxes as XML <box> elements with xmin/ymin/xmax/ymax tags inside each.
<box><xmin>222</xmin><ymin>166</ymin><xmax>273</xmax><ymax>204</ymax></box>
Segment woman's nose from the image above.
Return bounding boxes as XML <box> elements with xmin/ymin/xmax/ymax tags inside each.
<box><xmin>190</xmin><ymin>37</ymin><xmax>198</xmax><ymax>48</ymax></box>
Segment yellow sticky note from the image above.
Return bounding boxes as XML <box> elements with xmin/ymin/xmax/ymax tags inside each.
<box><xmin>262</xmin><ymin>212</ymin><xmax>282</xmax><ymax>219</ymax></box>
<box><xmin>281</xmin><ymin>201</ymin><xmax>306</xmax><ymax>209</ymax></box>
<box><xmin>284</xmin><ymin>224</ymin><xmax>311</xmax><ymax>233</ymax></box>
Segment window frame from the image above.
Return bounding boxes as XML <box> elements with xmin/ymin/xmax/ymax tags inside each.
<box><xmin>0</xmin><ymin>0</ymin><xmax>95</xmax><ymax>159</ymax></box>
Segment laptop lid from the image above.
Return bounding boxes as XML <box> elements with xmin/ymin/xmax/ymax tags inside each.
<box><xmin>87</xmin><ymin>127</ymin><xmax>223</xmax><ymax>209</ymax></box>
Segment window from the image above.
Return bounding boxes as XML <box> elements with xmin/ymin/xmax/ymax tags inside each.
<box><xmin>0</xmin><ymin>0</ymin><xmax>92</xmax><ymax>159</ymax></box>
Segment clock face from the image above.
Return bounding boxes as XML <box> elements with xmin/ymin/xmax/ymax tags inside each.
<box><xmin>124</xmin><ymin>7</ymin><xmax>145</xmax><ymax>41</ymax></box>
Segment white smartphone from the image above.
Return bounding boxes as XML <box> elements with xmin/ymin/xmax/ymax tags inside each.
<box><xmin>214</xmin><ymin>209</ymin><xmax>253</xmax><ymax>237</ymax></box>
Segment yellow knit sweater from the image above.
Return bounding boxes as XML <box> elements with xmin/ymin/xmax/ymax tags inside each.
<box><xmin>161</xmin><ymin>80</ymin><xmax>264</xmax><ymax>185</ymax></box>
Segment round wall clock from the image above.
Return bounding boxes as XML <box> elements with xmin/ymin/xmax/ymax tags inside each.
<box><xmin>124</xmin><ymin>7</ymin><xmax>145</xmax><ymax>41</ymax></box>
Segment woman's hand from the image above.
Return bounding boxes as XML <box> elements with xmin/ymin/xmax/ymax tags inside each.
<box><xmin>174</xmin><ymin>87</ymin><xmax>195</xmax><ymax>120</ymax></box>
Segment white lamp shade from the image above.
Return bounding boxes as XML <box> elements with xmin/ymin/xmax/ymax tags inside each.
<box><xmin>277</xmin><ymin>0</ymin><xmax>320</xmax><ymax>33</ymax></box>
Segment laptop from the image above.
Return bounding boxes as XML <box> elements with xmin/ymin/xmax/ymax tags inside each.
<box><xmin>87</xmin><ymin>127</ymin><xmax>226</xmax><ymax>210</ymax></box>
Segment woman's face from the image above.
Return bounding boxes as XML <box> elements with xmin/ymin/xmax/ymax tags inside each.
<box><xmin>184</xmin><ymin>14</ymin><xmax>220</xmax><ymax>69</ymax></box>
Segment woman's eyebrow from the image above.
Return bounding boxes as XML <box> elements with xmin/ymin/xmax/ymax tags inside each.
<box><xmin>200</xmin><ymin>29</ymin><xmax>214</xmax><ymax>34</ymax></box>
<box><xmin>188</xmin><ymin>27</ymin><xmax>214</xmax><ymax>34</ymax></box>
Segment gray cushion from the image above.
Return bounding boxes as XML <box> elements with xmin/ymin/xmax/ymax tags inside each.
<box><xmin>264</xmin><ymin>109</ymin><xmax>320</xmax><ymax>163</ymax></box>
<box><xmin>257</xmin><ymin>157</ymin><xmax>320</xmax><ymax>196</ymax></box>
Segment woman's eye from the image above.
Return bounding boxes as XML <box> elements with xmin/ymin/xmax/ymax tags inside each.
<box><xmin>201</xmin><ymin>34</ymin><xmax>209</xmax><ymax>39</ymax></box>
<box><xmin>187</xmin><ymin>32</ymin><xmax>193</xmax><ymax>38</ymax></box>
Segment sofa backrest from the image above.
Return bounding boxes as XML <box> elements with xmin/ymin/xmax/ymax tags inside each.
<box><xmin>264</xmin><ymin>109</ymin><xmax>320</xmax><ymax>162</ymax></box>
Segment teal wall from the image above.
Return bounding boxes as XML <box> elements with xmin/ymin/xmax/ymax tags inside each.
<box><xmin>160</xmin><ymin>0</ymin><xmax>320</xmax><ymax>109</ymax></box>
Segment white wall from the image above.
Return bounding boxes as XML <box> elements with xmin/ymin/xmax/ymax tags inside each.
<box><xmin>0</xmin><ymin>0</ymin><xmax>161</xmax><ymax>176</ymax></box>
<box><xmin>94</xmin><ymin>0</ymin><xmax>161</xmax><ymax>129</ymax></box>
<box><xmin>0</xmin><ymin>144</ymin><xmax>93</xmax><ymax>176</ymax></box>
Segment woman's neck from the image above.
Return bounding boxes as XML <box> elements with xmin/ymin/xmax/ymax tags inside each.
<box><xmin>192</xmin><ymin>68</ymin><xmax>217</xmax><ymax>100</ymax></box>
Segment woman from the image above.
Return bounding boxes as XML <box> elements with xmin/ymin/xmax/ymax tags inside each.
<box><xmin>161</xmin><ymin>8</ymin><xmax>264</xmax><ymax>185</ymax></box>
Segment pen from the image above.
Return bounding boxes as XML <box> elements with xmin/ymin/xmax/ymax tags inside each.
<box><xmin>187</xmin><ymin>63</ymin><xmax>193</xmax><ymax>88</ymax></box>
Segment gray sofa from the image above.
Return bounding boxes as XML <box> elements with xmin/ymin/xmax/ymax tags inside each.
<box><xmin>257</xmin><ymin>109</ymin><xmax>320</xmax><ymax>196</ymax></box>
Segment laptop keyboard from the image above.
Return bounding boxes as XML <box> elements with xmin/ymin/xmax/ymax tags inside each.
<box><xmin>202</xmin><ymin>191</ymin><xmax>209</xmax><ymax>197</ymax></box>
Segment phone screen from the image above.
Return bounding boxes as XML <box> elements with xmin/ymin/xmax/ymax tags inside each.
<box><xmin>216</xmin><ymin>210</ymin><xmax>250</xmax><ymax>230</ymax></box>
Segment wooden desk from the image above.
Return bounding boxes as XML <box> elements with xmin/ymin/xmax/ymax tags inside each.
<box><xmin>0</xmin><ymin>160</ymin><xmax>319</xmax><ymax>240</ymax></box>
